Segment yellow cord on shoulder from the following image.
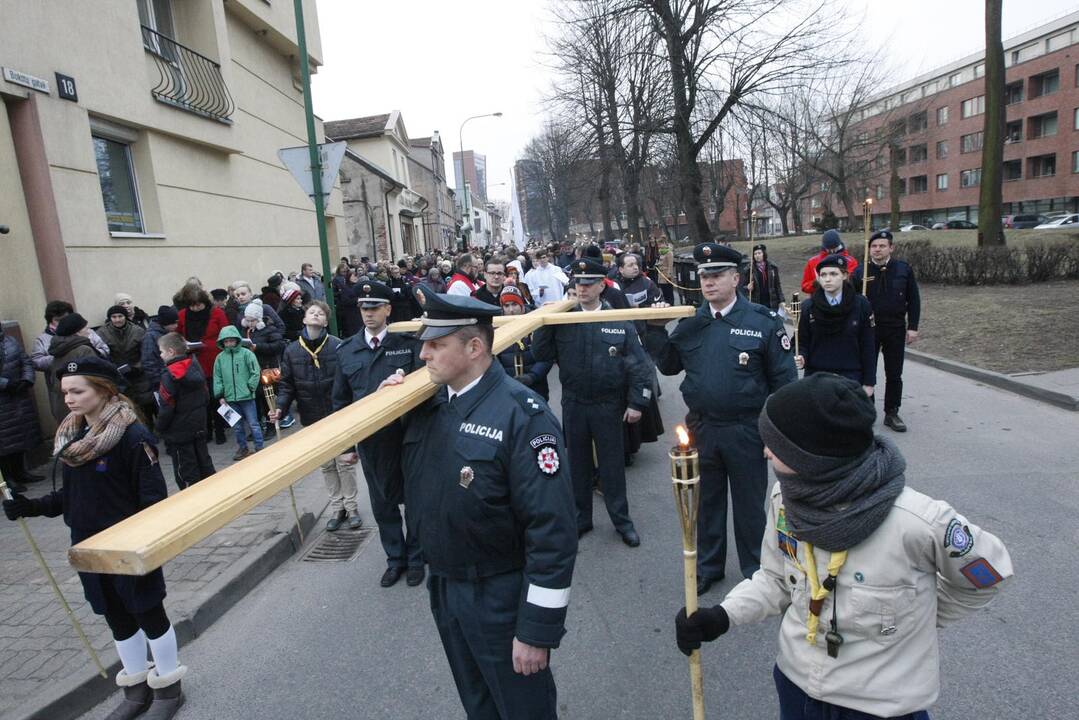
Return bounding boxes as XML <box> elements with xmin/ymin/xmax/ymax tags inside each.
<box><xmin>803</xmin><ymin>542</ymin><xmax>848</xmax><ymax>644</ymax></box>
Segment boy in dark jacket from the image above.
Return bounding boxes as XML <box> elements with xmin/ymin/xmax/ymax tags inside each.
<box><xmin>272</xmin><ymin>301</ymin><xmax>361</xmax><ymax>531</ymax></box>
<box><xmin>156</xmin><ymin>332</ymin><xmax>215</xmax><ymax>490</ymax></box>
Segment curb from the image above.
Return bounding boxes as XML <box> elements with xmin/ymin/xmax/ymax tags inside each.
<box><xmin>906</xmin><ymin>349</ymin><xmax>1079</xmax><ymax>412</ymax></box>
<box><xmin>19</xmin><ymin>502</ymin><xmax>323</xmax><ymax>720</ymax></box>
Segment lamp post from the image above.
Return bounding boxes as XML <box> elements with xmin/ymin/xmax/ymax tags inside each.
<box><xmin>457</xmin><ymin>112</ymin><xmax>503</xmax><ymax>249</ymax></box>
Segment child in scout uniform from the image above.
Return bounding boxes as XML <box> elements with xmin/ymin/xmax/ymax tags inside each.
<box><xmin>675</xmin><ymin>373</ymin><xmax>1013</xmax><ymax>720</ymax></box>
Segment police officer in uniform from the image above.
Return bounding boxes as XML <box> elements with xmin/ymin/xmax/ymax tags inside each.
<box><xmin>853</xmin><ymin>230</ymin><xmax>921</xmax><ymax>432</ymax></box>
<box><xmin>655</xmin><ymin>243</ymin><xmax>797</xmax><ymax>593</ymax></box>
<box><xmin>331</xmin><ymin>280</ymin><xmax>425</xmax><ymax>588</ymax></box>
<box><xmin>676</xmin><ymin>374</ymin><xmax>1013</xmax><ymax>719</ymax></box>
<box><xmin>381</xmin><ymin>292</ymin><xmax>577</xmax><ymax>720</ymax></box>
<box><xmin>532</xmin><ymin>257</ymin><xmax>652</xmax><ymax>547</ymax></box>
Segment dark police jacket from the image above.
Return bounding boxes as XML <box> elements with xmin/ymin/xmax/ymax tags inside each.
<box><xmin>332</xmin><ymin>329</ymin><xmax>422</xmax><ymax>493</ymax></box>
<box><xmin>657</xmin><ymin>296</ymin><xmax>797</xmax><ymax>424</ymax></box>
<box><xmin>277</xmin><ymin>331</ymin><xmax>343</xmax><ymax>426</ymax></box>
<box><xmin>497</xmin><ymin>333</ymin><xmax>552</xmax><ymax>401</ymax></box>
<box><xmin>853</xmin><ymin>260</ymin><xmax>921</xmax><ymax>330</ymax></box>
<box><xmin>798</xmin><ymin>291</ymin><xmax>877</xmax><ymax>386</ymax></box>
<box><xmin>532</xmin><ymin>301</ymin><xmax>652</xmax><ymax>411</ymax></box>
<box><xmin>400</xmin><ymin>361</ymin><xmax>577</xmax><ymax>649</ymax></box>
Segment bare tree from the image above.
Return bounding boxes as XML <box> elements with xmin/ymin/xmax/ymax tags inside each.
<box><xmin>743</xmin><ymin>102</ymin><xmax>816</xmax><ymax>235</ymax></box>
<box><xmin>521</xmin><ymin>121</ymin><xmax>594</xmax><ymax>242</ymax></box>
<box><xmin>978</xmin><ymin>0</ymin><xmax>1005</xmax><ymax>246</ymax></box>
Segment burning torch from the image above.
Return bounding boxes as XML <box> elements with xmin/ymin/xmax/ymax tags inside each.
<box><xmin>670</xmin><ymin>425</ymin><xmax>704</xmax><ymax>720</ymax></box>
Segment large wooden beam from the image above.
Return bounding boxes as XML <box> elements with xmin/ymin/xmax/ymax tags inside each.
<box><xmin>388</xmin><ymin>304</ymin><xmax>695</xmax><ymax>334</ymax></box>
<box><xmin>68</xmin><ymin>300</ymin><xmax>575</xmax><ymax>575</ymax></box>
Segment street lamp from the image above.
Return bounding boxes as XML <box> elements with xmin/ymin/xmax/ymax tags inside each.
<box><xmin>457</xmin><ymin>112</ymin><xmax>503</xmax><ymax>249</ymax></box>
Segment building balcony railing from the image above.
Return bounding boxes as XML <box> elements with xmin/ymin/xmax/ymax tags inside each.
<box><xmin>141</xmin><ymin>26</ymin><xmax>235</xmax><ymax>124</ymax></box>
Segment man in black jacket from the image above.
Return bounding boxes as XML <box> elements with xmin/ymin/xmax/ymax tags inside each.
<box><xmin>853</xmin><ymin>231</ymin><xmax>921</xmax><ymax>432</ymax></box>
<box><xmin>271</xmin><ymin>301</ymin><xmax>360</xmax><ymax>531</ymax></box>
<box><xmin>332</xmin><ymin>282</ymin><xmax>425</xmax><ymax>587</ymax></box>
<box><xmin>156</xmin><ymin>332</ymin><xmax>215</xmax><ymax>490</ymax></box>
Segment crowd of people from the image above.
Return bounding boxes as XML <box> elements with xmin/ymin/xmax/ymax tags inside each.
<box><xmin>1</xmin><ymin>227</ymin><xmax>1004</xmax><ymax>720</ymax></box>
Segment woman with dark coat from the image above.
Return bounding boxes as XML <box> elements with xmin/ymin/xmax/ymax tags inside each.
<box><xmin>740</xmin><ymin>243</ymin><xmax>784</xmax><ymax>310</ymax></box>
<box><xmin>2</xmin><ymin>358</ymin><xmax>189</xmax><ymax>720</ymax></box>
<box><xmin>176</xmin><ymin>284</ymin><xmax>231</xmax><ymax>444</ymax></box>
<box><xmin>0</xmin><ymin>334</ymin><xmax>43</xmax><ymax>492</ymax></box>
<box><xmin>98</xmin><ymin>306</ymin><xmax>154</xmax><ymax>425</ymax></box>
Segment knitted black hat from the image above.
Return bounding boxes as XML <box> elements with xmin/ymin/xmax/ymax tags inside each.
<box><xmin>156</xmin><ymin>305</ymin><xmax>180</xmax><ymax>326</ymax></box>
<box><xmin>55</xmin><ymin>313</ymin><xmax>87</xmax><ymax>337</ymax></box>
<box><xmin>758</xmin><ymin>374</ymin><xmax>876</xmax><ymax>475</ymax></box>
<box><xmin>106</xmin><ymin>305</ymin><xmax>128</xmax><ymax>320</ymax></box>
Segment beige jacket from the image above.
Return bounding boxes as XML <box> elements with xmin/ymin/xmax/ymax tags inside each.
<box><xmin>721</xmin><ymin>484</ymin><xmax>1013</xmax><ymax>716</ymax></box>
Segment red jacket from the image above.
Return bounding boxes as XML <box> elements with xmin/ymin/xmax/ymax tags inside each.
<box><xmin>176</xmin><ymin>306</ymin><xmax>230</xmax><ymax>377</ymax></box>
<box><xmin>800</xmin><ymin>250</ymin><xmax>860</xmax><ymax>294</ymax></box>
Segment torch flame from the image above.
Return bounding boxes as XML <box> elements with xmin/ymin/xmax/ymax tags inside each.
<box><xmin>675</xmin><ymin>425</ymin><xmax>690</xmax><ymax>448</ymax></box>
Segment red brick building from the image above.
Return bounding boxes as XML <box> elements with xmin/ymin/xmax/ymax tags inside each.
<box><xmin>805</xmin><ymin>11</ymin><xmax>1079</xmax><ymax>227</ymax></box>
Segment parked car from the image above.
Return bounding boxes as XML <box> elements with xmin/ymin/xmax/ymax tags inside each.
<box><xmin>931</xmin><ymin>219</ymin><xmax>977</xmax><ymax>230</ymax></box>
<box><xmin>898</xmin><ymin>224</ymin><xmax>931</xmax><ymax>232</ymax></box>
<box><xmin>1033</xmin><ymin>214</ymin><xmax>1079</xmax><ymax>229</ymax></box>
<box><xmin>1003</xmin><ymin>214</ymin><xmax>1047</xmax><ymax>229</ymax></box>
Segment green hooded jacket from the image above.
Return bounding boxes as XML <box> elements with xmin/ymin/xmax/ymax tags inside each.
<box><xmin>213</xmin><ymin>325</ymin><xmax>261</xmax><ymax>401</ymax></box>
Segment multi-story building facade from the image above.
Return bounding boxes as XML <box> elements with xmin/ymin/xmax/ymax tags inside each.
<box><xmin>807</xmin><ymin>11</ymin><xmax>1079</xmax><ymax>227</ymax></box>
<box><xmin>454</xmin><ymin>150</ymin><xmax>488</xmax><ymax>206</ymax></box>
<box><xmin>1</xmin><ymin>0</ymin><xmax>345</xmax><ymax>360</ymax></box>
<box><xmin>326</xmin><ymin>111</ymin><xmax>428</xmax><ymax>261</ymax></box>
<box><xmin>408</xmin><ymin>132</ymin><xmax>458</xmax><ymax>250</ymax></box>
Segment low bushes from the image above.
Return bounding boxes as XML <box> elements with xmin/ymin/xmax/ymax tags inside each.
<box><xmin>896</xmin><ymin>239</ymin><xmax>1079</xmax><ymax>285</ymax></box>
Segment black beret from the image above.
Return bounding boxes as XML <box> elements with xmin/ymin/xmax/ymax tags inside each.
<box><xmin>870</xmin><ymin>230</ymin><xmax>894</xmax><ymax>243</ymax></box>
<box><xmin>55</xmin><ymin>355</ymin><xmax>123</xmax><ymax>385</ymax></box>
<box><xmin>55</xmin><ymin>313</ymin><xmax>87</xmax><ymax>337</ymax></box>
<box><xmin>817</xmin><ymin>254</ymin><xmax>850</xmax><ymax>273</ymax></box>
<box><xmin>156</xmin><ymin>305</ymin><xmax>179</xmax><ymax>326</ymax></box>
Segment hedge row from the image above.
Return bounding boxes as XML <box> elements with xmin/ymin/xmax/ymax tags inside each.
<box><xmin>896</xmin><ymin>239</ymin><xmax>1079</xmax><ymax>285</ymax></box>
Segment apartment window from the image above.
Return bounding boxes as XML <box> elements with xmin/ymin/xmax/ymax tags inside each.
<box><xmin>910</xmin><ymin>176</ymin><xmax>928</xmax><ymax>194</ymax></box>
<box><xmin>1030</xmin><ymin>69</ymin><xmax>1060</xmax><ymax>98</ymax></box>
<box><xmin>1029</xmin><ymin>112</ymin><xmax>1058</xmax><ymax>139</ymax></box>
<box><xmin>1003</xmin><ymin>159</ymin><xmax>1022</xmax><ymax>181</ymax></box>
<box><xmin>961</xmin><ymin>96</ymin><xmax>985</xmax><ymax>118</ymax></box>
<box><xmin>1029</xmin><ymin>154</ymin><xmax>1056</xmax><ymax>178</ymax></box>
<box><xmin>936</xmin><ymin>106</ymin><xmax>949</xmax><ymax>125</ymax></box>
<box><xmin>1006</xmin><ymin>120</ymin><xmax>1023</xmax><ymax>144</ymax></box>
<box><xmin>949</xmin><ymin>71</ymin><xmax>963</xmax><ymax>87</ymax></box>
<box><xmin>893</xmin><ymin>147</ymin><xmax>907</xmax><ymax>166</ymax></box>
<box><xmin>820</xmin><ymin>181</ymin><xmax>830</xmax><ymax>192</ymax></box>
<box><xmin>1005</xmin><ymin>81</ymin><xmax>1024</xmax><ymax>105</ymax></box>
<box><xmin>1073</xmin><ymin>151</ymin><xmax>1079</xmax><ymax>174</ymax></box>
<box><xmin>960</xmin><ymin>132</ymin><xmax>984</xmax><ymax>154</ymax></box>
<box><xmin>811</xmin><ymin>197</ymin><xmax>822</xmax><ymax>209</ymax></box>
<box><xmin>936</xmin><ymin>140</ymin><xmax>949</xmax><ymax>160</ymax></box>
<box><xmin>1012</xmin><ymin>43</ymin><xmax>1042</xmax><ymax>65</ymax></box>
<box><xmin>960</xmin><ymin>168</ymin><xmax>982</xmax><ymax>188</ymax></box>
<box><xmin>909</xmin><ymin>111</ymin><xmax>928</xmax><ymax>132</ymax></box>
<box><xmin>889</xmin><ymin>118</ymin><xmax>907</xmax><ymax>137</ymax></box>
<box><xmin>910</xmin><ymin>143</ymin><xmax>928</xmax><ymax>163</ymax></box>
<box><xmin>1074</xmin><ymin>107</ymin><xmax>1079</xmax><ymax>130</ymax></box>
<box><xmin>93</xmin><ymin>135</ymin><xmax>144</xmax><ymax>233</ymax></box>
<box><xmin>973</xmin><ymin>63</ymin><xmax>985</xmax><ymax>79</ymax></box>
<box><xmin>936</xmin><ymin>173</ymin><xmax>948</xmax><ymax>191</ymax></box>
<box><xmin>137</xmin><ymin>0</ymin><xmax>174</xmax><ymax>36</ymax></box>
<box><xmin>1048</xmin><ymin>31</ymin><xmax>1073</xmax><ymax>53</ymax></box>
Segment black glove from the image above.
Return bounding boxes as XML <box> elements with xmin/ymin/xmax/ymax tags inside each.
<box><xmin>3</xmin><ymin>494</ymin><xmax>39</xmax><ymax>521</ymax></box>
<box><xmin>675</xmin><ymin>605</ymin><xmax>729</xmax><ymax>656</ymax></box>
<box><xmin>517</xmin><ymin>373</ymin><xmax>535</xmax><ymax>387</ymax></box>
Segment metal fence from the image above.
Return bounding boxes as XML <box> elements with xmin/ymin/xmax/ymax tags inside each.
<box><xmin>141</xmin><ymin>25</ymin><xmax>235</xmax><ymax>123</ymax></box>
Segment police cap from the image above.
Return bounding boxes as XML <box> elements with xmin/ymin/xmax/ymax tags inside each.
<box><xmin>816</xmin><ymin>254</ymin><xmax>850</xmax><ymax>273</ymax></box>
<box><xmin>354</xmin><ymin>280</ymin><xmax>394</xmax><ymax>308</ymax></box>
<box><xmin>416</xmin><ymin>291</ymin><xmax>502</xmax><ymax>341</ymax></box>
<box><xmin>55</xmin><ymin>355</ymin><xmax>123</xmax><ymax>384</ymax></box>
<box><xmin>571</xmin><ymin>257</ymin><xmax>607</xmax><ymax>285</ymax></box>
<box><xmin>693</xmin><ymin>243</ymin><xmax>742</xmax><ymax>275</ymax></box>
<box><xmin>870</xmin><ymin>230</ymin><xmax>894</xmax><ymax>243</ymax></box>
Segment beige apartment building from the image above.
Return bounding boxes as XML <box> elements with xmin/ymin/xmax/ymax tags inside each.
<box><xmin>0</xmin><ymin>0</ymin><xmax>345</xmax><ymax>352</ymax></box>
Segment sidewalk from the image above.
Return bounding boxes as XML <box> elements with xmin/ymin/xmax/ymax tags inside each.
<box><xmin>0</xmin><ymin>431</ymin><xmax>330</xmax><ymax>720</ymax></box>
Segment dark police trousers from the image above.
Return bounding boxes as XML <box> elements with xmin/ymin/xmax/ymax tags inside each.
<box><xmin>774</xmin><ymin>666</ymin><xmax>930</xmax><ymax>720</ymax></box>
<box><xmin>429</xmin><ymin>572</ymin><xmax>558</xmax><ymax>720</ymax></box>
<box><xmin>875</xmin><ymin>324</ymin><xmax>906</xmax><ymax>414</ymax></box>
<box><xmin>561</xmin><ymin>397</ymin><xmax>632</xmax><ymax>532</ymax></box>
<box><xmin>694</xmin><ymin>419</ymin><xmax>768</xmax><ymax>581</ymax></box>
<box><xmin>358</xmin><ymin>453</ymin><xmax>422</xmax><ymax>569</ymax></box>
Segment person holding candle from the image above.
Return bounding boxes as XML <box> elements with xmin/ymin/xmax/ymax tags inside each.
<box><xmin>655</xmin><ymin>242</ymin><xmax>797</xmax><ymax>594</ymax></box>
<box><xmin>675</xmin><ymin>373</ymin><xmax>1013</xmax><ymax>720</ymax></box>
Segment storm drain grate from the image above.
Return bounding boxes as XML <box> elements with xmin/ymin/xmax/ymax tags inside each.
<box><xmin>300</xmin><ymin>527</ymin><xmax>374</xmax><ymax>563</ymax></box>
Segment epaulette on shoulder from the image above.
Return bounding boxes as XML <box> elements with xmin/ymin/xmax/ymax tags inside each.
<box><xmin>752</xmin><ymin>304</ymin><xmax>779</xmax><ymax>320</ymax></box>
<box><xmin>511</xmin><ymin>386</ymin><xmax>546</xmax><ymax>416</ymax></box>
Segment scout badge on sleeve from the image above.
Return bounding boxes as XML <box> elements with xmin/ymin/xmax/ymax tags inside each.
<box><xmin>944</xmin><ymin>518</ymin><xmax>974</xmax><ymax>558</ymax></box>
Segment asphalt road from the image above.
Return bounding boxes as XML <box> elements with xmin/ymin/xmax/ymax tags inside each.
<box><xmin>80</xmin><ymin>360</ymin><xmax>1078</xmax><ymax>720</ymax></box>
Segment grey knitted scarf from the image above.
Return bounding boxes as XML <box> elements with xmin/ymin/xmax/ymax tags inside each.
<box><xmin>775</xmin><ymin>436</ymin><xmax>906</xmax><ymax>551</ymax></box>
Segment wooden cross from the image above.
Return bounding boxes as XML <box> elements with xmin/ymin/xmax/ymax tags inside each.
<box><xmin>68</xmin><ymin>300</ymin><xmax>695</xmax><ymax>575</ymax></box>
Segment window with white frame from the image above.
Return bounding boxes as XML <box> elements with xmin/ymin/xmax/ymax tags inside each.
<box><xmin>1073</xmin><ymin>151</ymin><xmax>1079</xmax><ymax>174</ymax></box>
<box><xmin>960</xmin><ymin>168</ymin><xmax>982</xmax><ymax>188</ymax></box>
<box><xmin>936</xmin><ymin>106</ymin><xmax>949</xmax><ymax>125</ymax></box>
<box><xmin>961</xmin><ymin>96</ymin><xmax>985</xmax><ymax>118</ymax></box>
<box><xmin>936</xmin><ymin>173</ymin><xmax>948</xmax><ymax>191</ymax></box>
<box><xmin>92</xmin><ymin>127</ymin><xmax>144</xmax><ymax>234</ymax></box>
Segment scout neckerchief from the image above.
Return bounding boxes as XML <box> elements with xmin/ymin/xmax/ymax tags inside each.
<box><xmin>778</xmin><ymin>507</ymin><xmax>847</xmax><ymax>654</ymax></box>
<box><xmin>299</xmin><ymin>332</ymin><xmax>328</xmax><ymax>369</ymax></box>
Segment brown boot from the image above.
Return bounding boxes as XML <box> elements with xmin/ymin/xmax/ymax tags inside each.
<box><xmin>103</xmin><ymin>666</ymin><xmax>153</xmax><ymax>720</ymax></box>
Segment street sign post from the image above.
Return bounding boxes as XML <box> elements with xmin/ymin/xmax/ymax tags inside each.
<box><xmin>278</xmin><ymin>141</ymin><xmax>346</xmax><ymax>204</ymax></box>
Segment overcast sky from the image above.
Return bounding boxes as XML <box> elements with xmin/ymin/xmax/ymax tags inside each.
<box><xmin>312</xmin><ymin>0</ymin><xmax>1079</xmax><ymax>204</ymax></box>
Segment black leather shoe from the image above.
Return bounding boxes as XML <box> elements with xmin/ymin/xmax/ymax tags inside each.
<box><xmin>346</xmin><ymin>513</ymin><xmax>363</xmax><ymax>530</ymax></box>
<box><xmin>884</xmin><ymin>413</ymin><xmax>907</xmax><ymax>432</ymax></box>
<box><xmin>406</xmin><ymin>566</ymin><xmax>426</xmax><ymax>587</ymax></box>
<box><xmin>380</xmin><ymin>567</ymin><xmax>404</xmax><ymax>588</ymax></box>
<box><xmin>326</xmin><ymin>509</ymin><xmax>347</xmax><ymax>532</ymax></box>
<box><xmin>620</xmin><ymin>528</ymin><xmax>641</xmax><ymax>547</ymax></box>
<box><xmin>697</xmin><ymin>575</ymin><xmax>723</xmax><ymax>596</ymax></box>
<box><xmin>577</xmin><ymin>525</ymin><xmax>593</xmax><ymax>539</ymax></box>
